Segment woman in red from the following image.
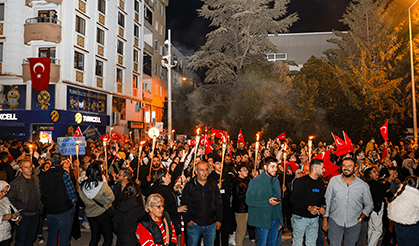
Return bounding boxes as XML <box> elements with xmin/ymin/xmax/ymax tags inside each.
<box><xmin>136</xmin><ymin>194</ymin><xmax>177</xmax><ymax>246</ymax></box>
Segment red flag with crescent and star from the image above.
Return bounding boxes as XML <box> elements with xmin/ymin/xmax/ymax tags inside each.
<box><xmin>380</xmin><ymin>120</ymin><xmax>389</xmax><ymax>142</ymax></box>
<box><xmin>99</xmin><ymin>133</ymin><xmax>109</xmax><ymax>142</ymax></box>
<box><xmin>200</xmin><ymin>135</ymin><xmax>213</xmax><ymax>155</ymax></box>
<box><xmin>313</xmin><ymin>149</ymin><xmax>340</xmax><ymax>178</ymax></box>
<box><xmin>111</xmin><ymin>131</ymin><xmax>122</xmax><ymax>141</ymax></box>
<box><xmin>73</xmin><ymin>126</ymin><xmax>83</xmax><ymax>137</ymax></box>
<box><xmin>29</xmin><ymin>58</ymin><xmax>50</xmax><ymax>91</ymax></box>
<box><xmin>276</xmin><ymin>132</ymin><xmax>286</xmax><ymax>140</ymax></box>
<box><xmin>212</xmin><ymin>129</ymin><xmax>227</xmax><ymax>140</ymax></box>
<box><xmin>122</xmin><ymin>134</ymin><xmax>130</xmax><ymax>143</ymax></box>
<box><xmin>332</xmin><ymin>132</ymin><xmax>353</xmax><ymax>156</ymax></box>
<box><xmin>238</xmin><ymin>129</ymin><xmax>245</xmax><ymax>144</ymax></box>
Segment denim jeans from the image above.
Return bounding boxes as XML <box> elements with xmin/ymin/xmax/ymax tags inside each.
<box><xmin>256</xmin><ymin>219</ymin><xmax>282</xmax><ymax>246</ymax></box>
<box><xmin>186</xmin><ymin>223</ymin><xmax>216</xmax><ymax>246</ymax></box>
<box><xmin>328</xmin><ymin>218</ymin><xmax>361</xmax><ymax>246</ymax></box>
<box><xmin>291</xmin><ymin>214</ymin><xmax>319</xmax><ymax>246</ymax></box>
<box><xmin>15</xmin><ymin>212</ymin><xmax>39</xmax><ymax>246</ymax></box>
<box><xmin>46</xmin><ymin>207</ymin><xmax>75</xmax><ymax>246</ymax></box>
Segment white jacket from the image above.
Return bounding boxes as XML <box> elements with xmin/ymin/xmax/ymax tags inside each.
<box><xmin>387</xmin><ymin>185</ymin><xmax>419</xmax><ymax>225</ymax></box>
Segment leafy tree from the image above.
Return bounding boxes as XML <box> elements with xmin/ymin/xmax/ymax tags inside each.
<box><xmin>189</xmin><ymin>0</ymin><xmax>298</xmax><ymax>84</ymax></box>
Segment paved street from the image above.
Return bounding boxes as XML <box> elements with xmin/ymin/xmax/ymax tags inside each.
<box><xmin>18</xmin><ymin>222</ymin><xmax>294</xmax><ymax>246</ymax></box>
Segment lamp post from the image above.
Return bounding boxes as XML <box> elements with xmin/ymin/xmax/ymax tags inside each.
<box><xmin>409</xmin><ymin>0</ymin><xmax>419</xmax><ymax>144</ymax></box>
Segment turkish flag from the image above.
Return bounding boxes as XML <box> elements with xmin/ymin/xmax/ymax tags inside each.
<box><xmin>29</xmin><ymin>58</ymin><xmax>50</xmax><ymax>91</ymax></box>
<box><xmin>276</xmin><ymin>132</ymin><xmax>286</xmax><ymax>140</ymax></box>
<box><xmin>189</xmin><ymin>139</ymin><xmax>196</xmax><ymax>146</ymax></box>
<box><xmin>313</xmin><ymin>149</ymin><xmax>340</xmax><ymax>178</ymax></box>
<box><xmin>238</xmin><ymin>129</ymin><xmax>245</xmax><ymax>144</ymax></box>
<box><xmin>332</xmin><ymin>132</ymin><xmax>352</xmax><ymax>156</ymax></box>
<box><xmin>380</xmin><ymin>120</ymin><xmax>389</xmax><ymax>142</ymax></box>
<box><xmin>73</xmin><ymin>126</ymin><xmax>83</xmax><ymax>137</ymax></box>
<box><xmin>111</xmin><ymin>131</ymin><xmax>122</xmax><ymax>141</ymax></box>
<box><xmin>283</xmin><ymin>160</ymin><xmax>299</xmax><ymax>173</ymax></box>
<box><xmin>200</xmin><ymin>135</ymin><xmax>214</xmax><ymax>155</ymax></box>
<box><xmin>99</xmin><ymin>133</ymin><xmax>109</xmax><ymax>142</ymax></box>
<box><xmin>212</xmin><ymin>129</ymin><xmax>227</xmax><ymax>140</ymax></box>
<box><xmin>122</xmin><ymin>134</ymin><xmax>130</xmax><ymax>143</ymax></box>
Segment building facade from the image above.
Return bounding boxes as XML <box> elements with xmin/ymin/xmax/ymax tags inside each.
<box><xmin>0</xmin><ymin>0</ymin><xmax>169</xmax><ymax>142</ymax></box>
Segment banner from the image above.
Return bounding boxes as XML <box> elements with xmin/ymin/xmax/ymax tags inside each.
<box><xmin>67</xmin><ymin>86</ymin><xmax>107</xmax><ymax>115</ymax></box>
<box><xmin>29</xmin><ymin>58</ymin><xmax>50</xmax><ymax>91</ymax></box>
<box><xmin>57</xmin><ymin>137</ymin><xmax>86</xmax><ymax>156</ymax></box>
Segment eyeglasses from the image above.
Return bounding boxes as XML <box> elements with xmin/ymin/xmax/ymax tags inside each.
<box><xmin>153</xmin><ymin>205</ymin><xmax>165</xmax><ymax>209</ymax></box>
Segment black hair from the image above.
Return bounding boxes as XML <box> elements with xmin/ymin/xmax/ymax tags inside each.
<box><xmin>0</xmin><ymin>152</ymin><xmax>8</xmax><ymax>162</ymax></box>
<box><xmin>124</xmin><ymin>182</ymin><xmax>142</xmax><ymax>199</ymax></box>
<box><xmin>50</xmin><ymin>153</ymin><xmax>62</xmax><ymax>166</ymax></box>
<box><xmin>389</xmin><ymin>175</ymin><xmax>419</xmax><ymax>202</ymax></box>
<box><xmin>81</xmin><ymin>161</ymin><xmax>103</xmax><ymax>190</ymax></box>
<box><xmin>261</xmin><ymin>156</ymin><xmax>278</xmax><ymax>167</ymax></box>
<box><xmin>153</xmin><ymin>168</ymin><xmax>168</xmax><ymax>185</ymax></box>
<box><xmin>363</xmin><ymin>167</ymin><xmax>375</xmax><ymax>182</ymax></box>
<box><xmin>309</xmin><ymin>159</ymin><xmax>323</xmax><ymax>171</ymax></box>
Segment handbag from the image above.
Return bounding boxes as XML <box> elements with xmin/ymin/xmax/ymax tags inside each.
<box><xmin>92</xmin><ymin>198</ymin><xmax>115</xmax><ymax>217</ymax></box>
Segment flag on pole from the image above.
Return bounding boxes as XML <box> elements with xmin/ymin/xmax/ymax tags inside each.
<box><xmin>212</xmin><ymin>129</ymin><xmax>227</xmax><ymax>140</ymax></box>
<box><xmin>380</xmin><ymin>120</ymin><xmax>389</xmax><ymax>142</ymax></box>
<box><xmin>99</xmin><ymin>133</ymin><xmax>109</xmax><ymax>142</ymax></box>
<box><xmin>111</xmin><ymin>131</ymin><xmax>122</xmax><ymax>141</ymax></box>
<box><xmin>332</xmin><ymin>132</ymin><xmax>353</xmax><ymax>157</ymax></box>
<box><xmin>122</xmin><ymin>134</ymin><xmax>130</xmax><ymax>143</ymax></box>
<box><xmin>313</xmin><ymin>149</ymin><xmax>340</xmax><ymax>178</ymax></box>
<box><xmin>200</xmin><ymin>135</ymin><xmax>213</xmax><ymax>155</ymax></box>
<box><xmin>238</xmin><ymin>129</ymin><xmax>245</xmax><ymax>144</ymax></box>
<box><xmin>73</xmin><ymin>126</ymin><xmax>83</xmax><ymax>137</ymax></box>
<box><xmin>276</xmin><ymin>132</ymin><xmax>286</xmax><ymax>140</ymax></box>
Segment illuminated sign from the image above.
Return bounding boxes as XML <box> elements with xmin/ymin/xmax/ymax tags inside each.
<box><xmin>0</xmin><ymin>113</ymin><xmax>18</xmax><ymax>120</ymax></box>
<box><xmin>83</xmin><ymin>115</ymin><xmax>101</xmax><ymax>123</ymax></box>
<box><xmin>75</xmin><ymin>113</ymin><xmax>82</xmax><ymax>124</ymax></box>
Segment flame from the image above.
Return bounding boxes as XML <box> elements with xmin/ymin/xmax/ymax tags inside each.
<box><xmin>76</xmin><ymin>140</ymin><xmax>81</xmax><ymax>145</ymax></box>
<box><xmin>256</xmin><ymin>133</ymin><xmax>260</xmax><ymax>141</ymax></box>
<box><xmin>197</xmin><ymin>128</ymin><xmax>200</xmax><ymax>135</ymax></box>
<box><xmin>309</xmin><ymin>135</ymin><xmax>315</xmax><ymax>140</ymax></box>
<box><xmin>223</xmin><ymin>136</ymin><xmax>226</xmax><ymax>143</ymax></box>
<box><xmin>140</xmin><ymin>141</ymin><xmax>145</xmax><ymax>145</ymax></box>
<box><xmin>28</xmin><ymin>144</ymin><xmax>33</xmax><ymax>149</ymax></box>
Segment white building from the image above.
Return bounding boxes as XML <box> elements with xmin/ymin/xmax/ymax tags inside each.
<box><xmin>0</xmin><ymin>0</ymin><xmax>168</xmax><ymax>141</ymax></box>
<box><xmin>268</xmin><ymin>32</ymin><xmax>340</xmax><ymax>71</ymax></box>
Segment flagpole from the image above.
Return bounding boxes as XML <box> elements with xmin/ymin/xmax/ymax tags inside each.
<box><xmin>254</xmin><ymin>134</ymin><xmax>260</xmax><ymax>170</ymax></box>
<box><xmin>137</xmin><ymin>141</ymin><xmax>145</xmax><ymax>181</ymax></box>
<box><xmin>219</xmin><ymin>141</ymin><xmax>227</xmax><ymax>185</ymax></box>
<box><xmin>283</xmin><ymin>145</ymin><xmax>287</xmax><ymax>198</ymax></box>
<box><xmin>192</xmin><ymin>128</ymin><xmax>201</xmax><ymax>177</ymax></box>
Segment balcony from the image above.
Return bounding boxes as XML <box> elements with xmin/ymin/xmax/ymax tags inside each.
<box><xmin>26</xmin><ymin>0</ymin><xmax>63</xmax><ymax>6</ymax></box>
<box><xmin>24</xmin><ymin>17</ymin><xmax>62</xmax><ymax>44</ymax></box>
<box><xmin>22</xmin><ymin>58</ymin><xmax>61</xmax><ymax>83</ymax></box>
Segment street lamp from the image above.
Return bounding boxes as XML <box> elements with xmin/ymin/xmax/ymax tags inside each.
<box><xmin>409</xmin><ymin>0</ymin><xmax>419</xmax><ymax>144</ymax></box>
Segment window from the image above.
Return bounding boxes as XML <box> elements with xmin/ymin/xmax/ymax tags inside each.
<box><xmin>39</xmin><ymin>47</ymin><xmax>56</xmax><ymax>58</ymax></box>
<box><xmin>160</xmin><ymin>3</ymin><xmax>164</xmax><ymax>16</ymax></box>
<box><xmin>133</xmin><ymin>75</ymin><xmax>138</xmax><ymax>88</ymax></box>
<box><xmin>0</xmin><ymin>43</ymin><xmax>3</xmax><ymax>62</ymax></box>
<box><xmin>118</xmin><ymin>12</ymin><xmax>125</xmax><ymax>28</ymax></box>
<box><xmin>0</xmin><ymin>4</ymin><xmax>4</xmax><ymax>21</ymax></box>
<box><xmin>116</xmin><ymin>68</ymin><xmax>123</xmax><ymax>84</ymax></box>
<box><xmin>74</xmin><ymin>51</ymin><xmax>84</xmax><ymax>71</ymax></box>
<box><xmin>159</xmin><ymin>86</ymin><xmax>162</xmax><ymax>97</ymax></box>
<box><xmin>134</xmin><ymin>0</ymin><xmax>140</xmax><ymax>12</ymax></box>
<box><xmin>75</xmin><ymin>16</ymin><xmax>86</xmax><ymax>35</ymax></box>
<box><xmin>117</xmin><ymin>40</ymin><xmax>124</xmax><ymax>55</ymax></box>
<box><xmin>143</xmin><ymin>53</ymin><xmax>152</xmax><ymax>76</ymax></box>
<box><xmin>95</xmin><ymin>60</ymin><xmax>103</xmax><ymax>77</ymax></box>
<box><xmin>145</xmin><ymin>7</ymin><xmax>153</xmax><ymax>25</ymax></box>
<box><xmin>97</xmin><ymin>28</ymin><xmax>105</xmax><ymax>45</ymax></box>
<box><xmin>155</xmin><ymin>84</ymin><xmax>158</xmax><ymax>95</ymax></box>
<box><xmin>154</xmin><ymin>40</ymin><xmax>159</xmax><ymax>53</ymax></box>
<box><xmin>98</xmin><ymin>0</ymin><xmax>106</xmax><ymax>14</ymax></box>
<box><xmin>267</xmin><ymin>53</ymin><xmax>287</xmax><ymax>62</ymax></box>
<box><xmin>133</xmin><ymin>49</ymin><xmax>138</xmax><ymax>62</ymax></box>
<box><xmin>154</xmin><ymin>63</ymin><xmax>157</xmax><ymax>75</ymax></box>
<box><xmin>134</xmin><ymin>24</ymin><xmax>139</xmax><ymax>38</ymax></box>
<box><xmin>154</xmin><ymin>21</ymin><xmax>158</xmax><ymax>31</ymax></box>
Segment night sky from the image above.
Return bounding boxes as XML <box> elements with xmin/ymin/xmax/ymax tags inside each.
<box><xmin>167</xmin><ymin>0</ymin><xmax>352</xmax><ymax>55</ymax></box>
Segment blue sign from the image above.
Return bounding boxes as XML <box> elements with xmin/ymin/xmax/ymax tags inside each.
<box><xmin>0</xmin><ymin>85</ymin><xmax>26</xmax><ymax>110</ymax></box>
<box><xmin>67</xmin><ymin>86</ymin><xmax>107</xmax><ymax>115</ymax></box>
<box><xmin>31</xmin><ymin>84</ymin><xmax>55</xmax><ymax>110</ymax></box>
<box><xmin>57</xmin><ymin>137</ymin><xmax>86</xmax><ymax>156</ymax></box>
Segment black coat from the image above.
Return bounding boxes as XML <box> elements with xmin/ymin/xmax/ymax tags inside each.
<box><xmin>232</xmin><ymin>177</ymin><xmax>249</xmax><ymax>213</ymax></box>
<box><xmin>114</xmin><ymin>197</ymin><xmax>145</xmax><ymax>246</ymax></box>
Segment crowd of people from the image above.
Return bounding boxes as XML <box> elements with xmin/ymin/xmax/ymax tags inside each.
<box><xmin>0</xmin><ymin>134</ymin><xmax>418</xmax><ymax>246</ymax></box>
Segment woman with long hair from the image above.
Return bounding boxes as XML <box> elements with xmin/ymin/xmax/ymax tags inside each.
<box><xmin>387</xmin><ymin>175</ymin><xmax>419</xmax><ymax>246</ymax></box>
<box><xmin>79</xmin><ymin>161</ymin><xmax>115</xmax><ymax>246</ymax></box>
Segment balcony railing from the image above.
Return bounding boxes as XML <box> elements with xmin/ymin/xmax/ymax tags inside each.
<box><xmin>26</xmin><ymin>0</ymin><xmax>63</xmax><ymax>7</ymax></box>
<box><xmin>24</xmin><ymin>17</ymin><xmax>62</xmax><ymax>44</ymax></box>
<box><xmin>22</xmin><ymin>58</ymin><xmax>61</xmax><ymax>82</ymax></box>
<box><xmin>25</xmin><ymin>17</ymin><xmax>62</xmax><ymax>26</ymax></box>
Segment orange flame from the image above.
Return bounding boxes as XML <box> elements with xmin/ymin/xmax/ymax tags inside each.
<box><xmin>197</xmin><ymin>128</ymin><xmax>200</xmax><ymax>135</ymax></box>
<box><xmin>140</xmin><ymin>141</ymin><xmax>145</xmax><ymax>145</ymax></box>
<box><xmin>256</xmin><ymin>134</ymin><xmax>260</xmax><ymax>141</ymax></box>
<box><xmin>28</xmin><ymin>144</ymin><xmax>33</xmax><ymax>149</ymax></box>
<box><xmin>309</xmin><ymin>135</ymin><xmax>315</xmax><ymax>140</ymax></box>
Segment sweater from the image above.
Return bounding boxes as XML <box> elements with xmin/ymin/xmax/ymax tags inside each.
<box><xmin>246</xmin><ymin>171</ymin><xmax>284</xmax><ymax>229</ymax></box>
<box><xmin>79</xmin><ymin>181</ymin><xmax>115</xmax><ymax>218</ymax></box>
<box><xmin>387</xmin><ymin>185</ymin><xmax>419</xmax><ymax>225</ymax></box>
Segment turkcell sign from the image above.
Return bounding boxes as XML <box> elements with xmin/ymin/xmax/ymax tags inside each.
<box><xmin>83</xmin><ymin>115</ymin><xmax>101</xmax><ymax>123</ymax></box>
<box><xmin>0</xmin><ymin>113</ymin><xmax>18</xmax><ymax>121</ymax></box>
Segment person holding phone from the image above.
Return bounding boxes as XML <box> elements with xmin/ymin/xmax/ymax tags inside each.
<box><xmin>0</xmin><ymin>180</ymin><xmax>21</xmax><ymax>246</ymax></box>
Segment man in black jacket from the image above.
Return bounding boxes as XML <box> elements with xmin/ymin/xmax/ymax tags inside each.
<box><xmin>0</xmin><ymin>151</ymin><xmax>14</xmax><ymax>183</ymax></box>
<box><xmin>290</xmin><ymin>159</ymin><xmax>326</xmax><ymax>246</ymax></box>
<box><xmin>182</xmin><ymin>161</ymin><xmax>222</xmax><ymax>246</ymax></box>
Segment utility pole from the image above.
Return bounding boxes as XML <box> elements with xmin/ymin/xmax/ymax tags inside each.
<box><xmin>162</xmin><ymin>30</ymin><xmax>177</xmax><ymax>141</ymax></box>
